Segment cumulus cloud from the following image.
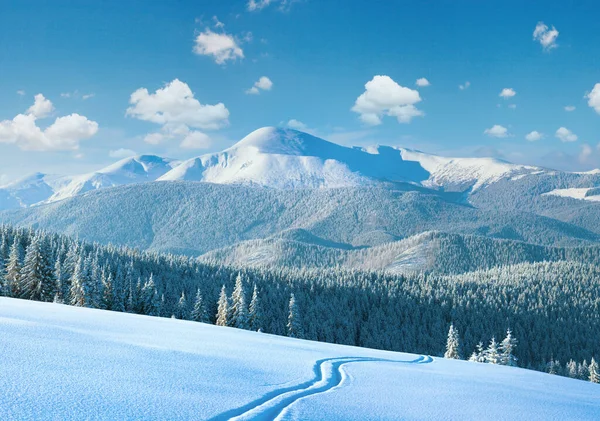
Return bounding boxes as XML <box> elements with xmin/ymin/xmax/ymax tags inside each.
<box><xmin>416</xmin><ymin>78</ymin><xmax>430</xmax><ymax>87</ymax></box>
<box><xmin>564</xmin><ymin>105</ymin><xmax>576</xmax><ymax>112</ymax></box>
<box><xmin>484</xmin><ymin>125</ymin><xmax>509</xmax><ymax>138</ymax></box>
<box><xmin>246</xmin><ymin>76</ymin><xmax>273</xmax><ymax>94</ymax></box>
<box><xmin>286</xmin><ymin>119</ymin><xmax>308</xmax><ymax>130</ymax></box>
<box><xmin>499</xmin><ymin>88</ymin><xmax>516</xmax><ymax>99</ymax></box>
<box><xmin>0</xmin><ymin>95</ymin><xmax>98</xmax><ymax>151</ymax></box>
<box><xmin>533</xmin><ymin>22</ymin><xmax>559</xmax><ymax>50</ymax></box>
<box><xmin>459</xmin><ymin>81</ymin><xmax>470</xmax><ymax>90</ymax></box>
<box><xmin>127</xmin><ymin>79</ymin><xmax>227</xmax><ymax>149</ymax></box>
<box><xmin>27</xmin><ymin>94</ymin><xmax>54</xmax><ymax>118</ymax></box>
<box><xmin>193</xmin><ymin>29</ymin><xmax>244</xmax><ymax>65</ymax></box>
<box><xmin>352</xmin><ymin>75</ymin><xmax>424</xmax><ymax>125</ymax></box>
<box><xmin>556</xmin><ymin>127</ymin><xmax>578</xmax><ymax>142</ymax></box>
<box><xmin>525</xmin><ymin>131</ymin><xmax>543</xmax><ymax>142</ymax></box>
<box><xmin>586</xmin><ymin>83</ymin><xmax>600</xmax><ymax>114</ymax></box>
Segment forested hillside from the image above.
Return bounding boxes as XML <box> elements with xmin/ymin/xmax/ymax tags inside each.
<box><xmin>1</xmin><ymin>224</ymin><xmax>598</xmax><ymax>380</ymax></box>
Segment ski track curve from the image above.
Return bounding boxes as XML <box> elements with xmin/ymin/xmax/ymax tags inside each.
<box><xmin>207</xmin><ymin>354</ymin><xmax>433</xmax><ymax>421</ymax></box>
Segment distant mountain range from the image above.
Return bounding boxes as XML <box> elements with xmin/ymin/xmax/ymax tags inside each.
<box><xmin>2</xmin><ymin>126</ymin><xmax>582</xmax><ymax>211</ymax></box>
<box><xmin>3</xmin><ymin>126</ymin><xmax>600</xmax><ymax>263</ymax></box>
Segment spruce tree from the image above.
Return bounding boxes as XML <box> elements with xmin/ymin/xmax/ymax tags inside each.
<box><xmin>5</xmin><ymin>237</ymin><xmax>24</xmax><ymax>297</ymax></box>
<box><xmin>499</xmin><ymin>329</ymin><xmax>518</xmax><ymax>366</ymax></box>
<box><xmin>483</xmin><ymin>337</ymin><xmax>500</xmax><ymax>364</ymax></box>
<box><xmin>287</xmin><ymin>293</ymin><xmax>303</xmax><ymax>338</ymax></box>
<box><xmin>174</xmin><ymin>291</ymin><xmax>188</xmax><ymax>319</ymax></box>
<box><xmin>230</xmin><ymin>274</ymin><xmax>249</xmax><ymax>329</ymax></box>
<box><xmin>20</xmin><ymin>236</ymin><xmax>56</xmax><ymax>302</ymax></box>
<box><xmin>191</xmin><ymin>288</ymin><xmax>208</xmax><ymax>323</ymax></box>
<box><xmin>69</xmin><ymin>256</ymin><xmax>88</xmax><ymax>307</ymax></box>
<box><xmin>444</xmin><ymin>323</ymin><xmax>461</xmax><ymax>359</ymax></box>
<box><xmin>589</xmin><ymin>358</ymin><xmax>600</xmax><ymax>383</ymax></box>
<box><xmin>248</xmin><ymin>283</ymin><xmax>263</xmax><ymax>331</ymax></box>
<box><xmin>216</xmin><ymin>285</ymin><xmax>229</xmax><ymax>327</ymax></box>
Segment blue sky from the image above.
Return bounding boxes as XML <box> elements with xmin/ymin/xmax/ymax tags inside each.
<box><xmin>1</xmin><ymin>0</ymin><xmax>600</xmax><ymax>182</ymax></box>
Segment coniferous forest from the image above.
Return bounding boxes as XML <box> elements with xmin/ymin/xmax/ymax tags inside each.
<box><xmin>1</xmin><ymin>224</ymin><xmax>598</xmax><ymax>383</ymax></box>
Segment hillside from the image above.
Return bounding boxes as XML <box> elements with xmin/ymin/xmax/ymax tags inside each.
<box><xmin>3</xmin><ymin>182</ymin><xmax>599</xmax><ymax>257</ymax></box>
<box><xmin>1</xmin><ymin>298</ymin><xmax>598</xmax><ymax>420</ymax></box>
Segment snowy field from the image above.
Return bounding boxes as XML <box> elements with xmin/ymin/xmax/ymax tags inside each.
<box><xmin>0</xmin><ymin>298</ymin><xmax>598</xmax><ymax>420</ymax></box>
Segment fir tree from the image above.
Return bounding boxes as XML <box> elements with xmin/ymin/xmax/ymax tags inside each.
<box><xmin>248</xmin><ymin>283</ymin><xmax>263</xmax><ymax>332</ymax></box>
<box><xmin>230</xmin><ymin>274</ymin><xmax>249</xmax><ymax>329</ymax></box>
<box><xmin>191</xmin><ymin>288</ymin><xmax>208</xmax><ymax>323</ymax></box>
<box><xmin>5</xmin><ymin>237</ymin><xmax>24</xmax><ymax>297</ymax></box>
<box><xmin>174</xmin><ymin>291</ymin><xmax>188</xmax><ymax>319</ymax></box>
<box><xmin>589</xmin><ymin>358</ymin><xmax>600</xmax><ymax>383</ymax></box>
<box><xmin>483</xmin><ymin>337</ymin><xmax>500</xmax><ymax>364</ymax></box>
<box><xmin>20</xmin><ymin>236</ymin><xmax>56</xmax><ymax>302</ymax></box>
<box><xmin>444</xmin><ymin>323</ymin><xmax>461</xmax><ymax>359</ymax></box>
<box><xmin>287</xmin><ymin>293</ymin><xmax>303</xmax><ymax>338</ymax></box>
<box><xmin>499</xmin><ymin>329</ymin><xmax>518</xmax><ymax>366</ymax></box>
<box><xmin>69</xmin><ymin>256</ymin><xmax>88</xmax><ymax>307</ymax></box>
<box><xmin>216</xmin><ymin>285</ymin><xmax>229</xmax><ymax>327</ymax></box>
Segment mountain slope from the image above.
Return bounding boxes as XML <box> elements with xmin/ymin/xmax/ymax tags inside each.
<box><xmin>1</xmin><ymin>298</ymin><xmax>598</xmax><ymax>420</ymax></box>
<box><xmin>0</xmin><ymin>155</ymin><xmax>177</xmax><ymax>210</ymax></box>
<box><xmin>158</xmin><ymin>127</ymin><xmax>430</xmax><ymax>188</ymax></box>
<box><xmin>3</xmin><ymin>182</ymin><xmax>599</xmax><ymax>257</ymax></box>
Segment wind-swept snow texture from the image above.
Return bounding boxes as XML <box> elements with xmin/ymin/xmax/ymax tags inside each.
<box><xmin>1</xmin><ymin>298</ymin><xmax>598</xmax><ymax>420</ymax></box>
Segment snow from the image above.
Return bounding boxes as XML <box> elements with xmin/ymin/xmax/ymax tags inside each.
<box><xmin>399</xmin><ymin>148</ymin><xmax>543</xmax><ymax>191</ymax></box>
<box><xmin>543</xmin><ymin>187</ymin><xmax>600</xmax><ymax>202</ymax></box>
<box><xmin>1</xmin><ymin>298</ymin><xmax>598</xmax><ymax>420</ymax></box>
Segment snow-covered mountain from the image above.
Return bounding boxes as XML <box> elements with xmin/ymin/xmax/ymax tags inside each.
<box><xmin>158</xmin><ymin>127</ymin><xmax>430</xmax><ymax>188</ymax></box>
<box><xmin>2</xmin><ymin>298</ymin><xmax>598</xmax><ymax>420</ymax></box>
<box><xmin>1</xmin><ymin>126</ymin><xmax>597</xmax><ymax>211</ymax></box>
<box><xmin>0</xmin><ymin>155</ymin><xmax>177</xmax><ymax>210</ymax></box>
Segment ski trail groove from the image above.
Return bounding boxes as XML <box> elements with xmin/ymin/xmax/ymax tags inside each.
<box><xmin>207</xmin><ymin>355</ymin><xmax>432</xmax><ymax>421</ymax></box>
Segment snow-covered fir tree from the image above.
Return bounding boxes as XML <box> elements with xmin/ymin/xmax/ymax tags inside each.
<box><xmin>483</xmin><ymin>338</ymin><xmax>500</xmax><ymax>365</ymax></box>
<box><xmin>248</xmin><ymin>283</ymin><xmax>262</xmax><ymax>332</ymax></box>
<box><xmin>5</xmin><ymin>236</ymin><xmax>24</xmax><ymax>297</ymax></box>
<box><xmin>216</xmin><ymin>285</ymin><xmax>229</xmax><ymax>327</ymax></box>
<box><xmin>20</xmin><ymin>235</ymin><xmax>56</xmax><ymax>302</ymax></box>
<box><xmin>499</xmin><ymin>329</ymin><xmax>518</xmax><ymax>367</ymax></box>
<box><xmin>174</xmin><ymin>291</ymin><xmax>188</xmax><ymax>319</ymax></box>
<box><xmin>589</xmin><ymin>358</ymin><xmax>599</xmax><ymax>383</ymax></box>
<box><xmin>230</xmin><ymin>274</ymin><xmax>249</xmax><ymax>330</ymax></box>
<box><xmin>444</xmin><ymin>323</ymin><xmax>461</xmax><ymax>359</ymax></box>
<box><xmin>69</xmin><ymin>256</ymin><xmax>88</xmax><ymax>307</ymax></box>
<box><xmin>191</xmin><ymin>288</ymin><xmax>208</xmax><ymax>323</ymax></box>
<box><xmin>287</xmin><ymin>293</ymin><xmax>303</xmax><ymax>338</ymax></box>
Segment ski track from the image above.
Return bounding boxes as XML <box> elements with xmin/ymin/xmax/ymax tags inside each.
<box><xmin>207</xmin><ymin>355</ymin><xmax>433</xmax><ymax>421</ymax></box>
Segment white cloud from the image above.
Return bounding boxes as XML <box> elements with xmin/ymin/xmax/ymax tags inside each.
<box><xmin>459</xmin><ymin>81</ymin><xmax>470</xmax><ymax>90</ymax></box>
<box><xmin>564</xmin><ymin>105</ymin><xmax>576</xmax><ymax>112</ymax></box>
<box><xmin>246</xmin><ymin>76</ymin><xmax>273</xmax><ymax>94</ymax></box>
<box><xmin>27</xmin><ymin>94</ymin><xmax>54</xmax><ymax>118</ymax></box>
<box><xmin>533</xmin><ymin>22</ymin><xmax>559</xmax><ymax>50</ymax></box>
<box><xmin>127</xmin><ymin>79</ymin><xmax>227</xmax><ymax>148</ymax></box>
<box><xmin>212</xmin><ymin>16</ymin><xmax>224</xmax><ymax>29</ymax></box>
<box><xmin>525</xmin><ymin>131</ymin><xmax>543</xmax><ymax>142</ymax></box>
<box><xmin>82</xmin><ymin>93</ymin><xmax>95</xmax><ymax>100</ymax></box>
<box><xmin>193</xmin><ymin>29</ymin><xmax>244</xmax><ymax>65</ymax></box>
<box><xmin>586</xmin><ymin>83</ymin><xmax>600</xmax><ymax>114</ymax></box>
<box><xmin>416</xmin><ymin>78</ymin><xmax>430</xmax><ymax>87</ymax></box>
<box><xmin>352</xmin><ymin>75</ymin><xmax>424</xmax><ymax>125</ymax></box>
<box><xmin>127</xmin><ymin>79</ymin><xmax>229</xmax><ymax>130</ymax></box>
<box><xmin>180</xmin><ymin>131</ymin><xmax>212</xmax><ymax>149</ymax></box>
<box><xmin>484</xmin><ymin>124</ymin><xmax>509</xmax><ymax>138</ymax></box>
<box><xmin>499</xmin><ymin>88</ymin><xmax>516</xmax><ymax>99</ymax></box>
<box><xmin>0</xmin><ymin>95</ymin><xmax>98</xmax><ymax>151</ymax></box>
<box><xmin>286</xmin><ymin>119</ymin><xmax>308</xmax><ymax>130</ymax></box>
<box><xmin>508</xmin><ymin>104</ymin><xmax>517</xmax><ymax>109</ymax></box>
<box><xmin>555</xmin><ymin>127</ymin><xmax>578</xmax><ymax>142</ymax></box>
<box><xmin>16</xmin><ymin>90</ymin><xmax>25</xmax><ymax>96</ymax></box>
<box><xmin>109</xmin><ymin>148</ymin><xmax>137</xmax><ymax>159</ymax></box>
<box><xmin>247</xmin><ymin>0</ymin><xmax>296</xmax><ymax>11</ymax></box>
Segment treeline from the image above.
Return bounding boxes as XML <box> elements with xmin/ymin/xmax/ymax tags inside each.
<box><xmin>0</xmin><ymin>225</ymin><xmax>598</xmax><ymax>379</ymax></box>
